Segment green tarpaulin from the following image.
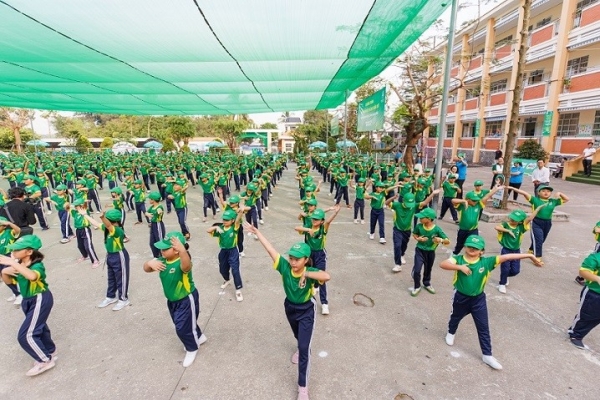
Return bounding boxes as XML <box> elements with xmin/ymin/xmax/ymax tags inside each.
<box><xmin>0</xmin><ymin>0</ymin><xmax>448</xmax><ymax>115</ymax></box>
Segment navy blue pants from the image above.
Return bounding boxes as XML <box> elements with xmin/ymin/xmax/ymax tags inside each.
<box><xmin>218</xmin><ymin>248</ymin><xmax>242</xmax><ymax>289</ymax></box>
<box><xmin>529</xmin><ymin>217</ymin><xmax>552</xmax><ymax>257</ymax></box>
<box><xmin>59</xmin><ymin>210</ymin><xmax>74</xmax><ymax>239</ymax></box>
<box><xmin>106</xmin><ymin>250</ymin><xmax>130</xmax><ymax>301</ymax></box>
<box><xmin>203</xmin><ymin>193</ymin><xmax>216</xmax><ymax>217</ymax></box>
<box><xmin>33</xmin><ymin>202</ymin><xmax>48</xmax><ymax>229</ymax></box>
<box><xmin>168</xmin><ymin>289</ymin><xmax>203</xmax><ymax>352</ymax></box>
<box><xmin>158</xmin><ymin>183</ymin><xmax>167</xmax><ymax>200</ymax></box>
<box><xmin>370</xmin><ymin>208</ymin><xmax>385</xmax><ymax>238</ymax></box>
<box><xmin>41</xmin><ymin>187</ymin><xmax>52</xmax><ymax>211</ymax></box>
<box><xmin>88</xmin><ymin>189</ymin><xmax>102</xmax><ymax>213</ymax></box>
<box><xmin>76</xmin><ymin>227</ymin><xmax>99</xmax><ymax>263</ymax></box>
<box><xmin>499</xmin><ymin>247</ymin><xmax>520</xmax><ymax>285</ymax></box>
<box><xmin>335</xmin><ymin>186</ymin><xmax>349</xmax><ymax>206</ymax></box>
<box><xmin>448</xmin><ymin>291</ymin><xmax>492</xmax><ymax>355</ymax></box>
<box><xmin>353</xmin><ymin>198</ymin><xmax>365</xmax><ymax>220</ymax></box>
<box><xmin>166</xmin><ymin>195</ymin><xmax>174</xmax><ymax>213</ymax></box>
<box><xmin>149</xmin><ymin>221</ymin><xmax>166</xmax><ymax>258</ymax></box>
<box><xmin>393</xmin><ymin>228</ymin><xmax>411</xmax><ymax>266</ymax></box>
<box><xmin>237</xmin><ymin>225</ymin><xmax>244</xmax><ymax>253</ymax></box>
<box><xmin>439</xmin><ymin>197</ymin><xmax>458</xmax><ymax>221</ymax></box>
<box><xmin>284</xmin><ymin>298</ymin><xmax>316</xmax><ymax>388</ymax></box>
<box><xmin>175</xmin><ymin>207</ymin><xmax>189</xmax><ymax>235</ymax></box>
<box><xmin>569</xmin><ymin>287</ymin><xmax>600</xmax><ymax>340</ymax></box>
<box><xmin>125</xmin><ymin>192</ymin><xmax>134</xmax><ymax>211</ymax></box>
<box><xmin>245</xmin><ymin>205</ymin><xmax>258</xmax><ymax>229</ymax></box>
<box><xmin>454</xmin><ymin>228</ymin><xmax>478</xmax><ymax>255</ymax></box>
<box><xmin>19</xmin><ymin>292</ymin><xmax>56</xmax><ymax>363</ymax></box>
<box><xmin>135</xmin><ymin>202</ymin><xmax>149</xmax><ymax>223</ymax></box>
<box><xmin>234</xmin><ymin>174</ymin><xmax>240</xmax><ymax>191</ymax></box>
<box><xmin>412</xmin><ymin>247</ymin><xmax>435</xmax><ymax>289</ymax></box>
<box><xmin>142</xmin><ymin>174</ymin><xmax>151</xmax><ymax>190</ymax></box>
<box><xmin>311</xmin><ymin>249</ymin><xmax>328</xmax><ymax>305</ymax></box>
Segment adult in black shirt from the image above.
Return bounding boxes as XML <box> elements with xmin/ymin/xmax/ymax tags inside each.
<box><xmin>0</xmin><ymin>187</ymin><xmax>37</xmax><ymax>235</ymax></box>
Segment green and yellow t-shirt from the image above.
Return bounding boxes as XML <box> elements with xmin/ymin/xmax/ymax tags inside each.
<box><xmin>413</xmin><ymin>223</ymin><xmax>448</xmax><ymax>251</ymax></box>
<box><xmin>369</xmin><ymin>191</ymin><xmax>385</xmax><ymax>210</ymax></box>
<box><xmin>132</xmin><ymin>187</ymin><xmax>146</xmax><ymax>203</ymax></box>
<box><xmin>199</xmin><ymin>177</ymin><xmax>216</xmax><ymax>194</ymax></box>
<box><xmin>497</xmin><ymin>221</ymin><xmax>529</xmax><ymax>250</ymax></box>
<box><xmin>529</xmin><ymin>196</ymin><xmax>562</xmax><ymax>220</ymax></box>
<box><xmin>390</xmin><ymin>201</ymin><xmax>417</xmax><ymax>231</ymax></box>
<box><xmin>456</xmin><ymin>201</ymin><xmax>483</xmax><ymax>231</ymax></box>
<box><xmin>442</xmin><ymin>180</ymin><xmax>459</xmax><ymax>198</ymax></box>
<box><xmin>211</xmin><ymin>224</ymin><xmax>238</xmax><ymax>249</ymax></box>
<box><xmin>50</xmin><ymin>193</ymin><xmax>68</xmax><ymax>211</ymax></box>
<box><xmin>159</xmin><ymin>257</ymin><xmax>196</xmax><ymax>302</ymax></box>
<box><xmin>274</xmin><ymin>255</ymin><xmax>320</xmax><ymax>305</ymax></box>
<box><xmin>355</xmin><ymin>185</ymin><xmax>365</xmax><ymax>200</ymax></box>
<box><xmin>71</xmin><ymin>209</ymin><xmax>90</xmax><ymax>229</ymax></box>
<box><xmin>0</xmin><ymin>228</ymin><xmax>18</xmax><ymax>255</ymax></box>
<box><xmin>147</xmin><ymin>205</ymin><xmax>164</xmax><ymax>223</ymax></box>
<box><xmin>580</xmin><ymin>252</ymin><xmax>600</xmax><ymax>294</ymax></box>
<box><xmin>304</xmin><ymin>225</ymin><xmax>327</xmax><ymax>251</ymax></box>
<box><xmin>450</xmin><ymin>255</ymin><xmax>500</xmax><ymax>296</ymax></box>
<box><xmin>102</xmin><ymin>224</ymin><xmax>125</xmax><ymax>253</ymax></box>
<box><xmin>172</xmin><ymin>190</ymin><xmax>187</xmax><ymax>209</ymax></box>
<box><xmin>16</xmin><ymin>262</ymin><xmax>49</xmax><ymax>299</ymax></box>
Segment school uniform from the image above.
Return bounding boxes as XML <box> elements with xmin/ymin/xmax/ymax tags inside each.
<box><xmin>389</xmin><ymin>199</ymin><xmax>417</xmax><ymax>267</ymax></box>
<box><xmin>368</xmin><ymin>191</ymin><xmax>386</xmax><ymax>239</ymax></box>
<box><xmin>243</xmin><ymin>191</ymin><xmax>260</xmax><ymax>229</ymax></box>
<box><xmin>159</xmin><ymin>258</ymin><xmax>203</xmax><ymax>351</ymax></box>
<box><xmin>51</xmin><ymin>194</ymin><xmax>73</xmax><ymax>239</ymax></box>
<box><xmin>16</xmin><ymin>262</ymin><xmax>56</xmax><ymax>363</ymax></box>
<box><xmin>304</xmin><ymin>225</ymin><xmax>328</xmax><ymax>305</ymax></box>
<box><xmin>24</xmin><ymin>184</ymin><xmax>48</xmax><ymax>230</ymax></box>
<box><xmin>172</xmin><ymin>190</ymin><xmax>189</xmax><ymax>236</ymax></box>
<box><xmin>199</xmin><ymin>178</ymin><xmax>217</xmax><ymax>218</ymax></box>
<box><xmin>275</xmin><ymin>256</ymin><xmax>319</xmax><ymax>388</ymax></box>
<box><xmin>447</xmin><ymin>255</ymin><xmax>499</xmax><ymax>356</ymax></box>
<box><xmin>353</xmin><ymin>185</ymin><xmax>366</xmax><ymax>221</ymax></box>
<box><xmin>212</xmin><ymin>224</ymin><xmax>243</xmax><ymax>289</ymax></box>
<box><xmin>569</xmin><ymin>253</ymin><xmax>600</xmax><ymax>342</ymax></box>
<box><xmin>102</xmin><ymin>224</ymin><xmax>130</xmax><ymax>301</ymax></box>
<box><xmin>71</xmin><ymin>209</ymin><xmax>99</xmax><ymax>263</ymax></box>
<box><xmin>497</xmin><ymin>221</ymin><xmax>529</xmax><ymax>285</ymax></box>
<box><xmin>0</xmin><ymin>228</ymin><xmax>20</xmax><ymax>297</ymax></box>
<box><xmin>528</xmin><ymin>196</ymin><xmax>563</xmax><ymax>258</ymax></box>
<box><xmin>453</xmin><ymin>201</ymin><xmax>483</xmax><ymax>255</ymax></box>
<box><xmin>148</xmin><ymin>204</ymin><xmax>165</xmax><ymax>258</ymax></box>
<box><xmin>411</xmin><ymin>223</ymin><xmax>448</xmax><ymax>290</ymax></box>
<box><xmin>334</xmin><ymin>174</ymin><xmax>350</xmax><ymax>206</ymax></box>
<box><xmin>132</xmin><ymin>187</ymin><xmax>149</xmax><ymax>223</ymax></box>
<box><xmin>439</xmin><ymin>180</ymin><xmax>459</xmax><ymax>222</ymax></box>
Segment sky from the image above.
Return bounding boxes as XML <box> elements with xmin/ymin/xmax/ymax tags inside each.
<box><xmin>32</xmin><ymin>1</ymin><xmax>497</xmax><ymax>136</ymax></box>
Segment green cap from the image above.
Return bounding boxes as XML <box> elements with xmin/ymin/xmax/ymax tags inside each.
<box><xmin>0</xmin><ymin>216</ymin><xmax>8</xmax><ymax>223</ymax></box>
<box><xmin>465</xmin><ymin>234</ymin><xmax>485</xmax><ymax>250</ymax></box>
<box><xmin>508</xmin><ymin>209</ymin><xmax>527</xmax><ymax>222</ymax></box>
<box><xmin>148</xmin><ymin>191</ymin><xmax>161</xmax><ymax>201</ymax></box>
<box><xmin>311</xmin><ymin>209</ymin><xmax>325</xmax><ymax>220</ymax></box>
<box><xmin>72</xmin><ymin>198</ymin><xmax>86</xmax><ymax>206</ymax></box>
<box><xmin>306</xmin><ymin>198</ymin><xmax>318</xmax><ymax>206</ymax></box>
<box><xmin>466</xmin><ymin>192</ymin><xmax>480</xmax><ymax>201</ymax></box>
<box><xmin>305</xmin><ymin>185</ymin><xmax>316</xmax><ymax>192</ymax></box>
<box><xmin>402</xmin><ymin>193</ymin><xmax>415</xmax><ymax>204</ymax></box>
<box><xmin>23</xmin><ymin>174</ymin><xmax>35</xmax><ymax>181</ymax></box>
<box><xmin>358</xmin><ymin>178</ymin><xmax>366</xmax><ymax>183</ymax></box>
<box><xmin>247</xmin><ymin>183</ymin><xmax>258</xmax><ymax>191</ymax></box>
<box><xmin>105</xmin><ymin>209</ymin><xmax>122</xmax><ymax>222</ymax></box>
<box><xmin>175</xmin><ymin>179</ymin><xmax>186</xmax><ymax>186</ymax></box>
<box><xmin>222</xmin><ymin>209</ymin><xmax>237</xmax><ymax>220</ymax></box>
<box><xmin>200</xmin><ymin>173</ymin><xmax>209</xmax><ymax>179</ymax></box>
<box><xmin>154</xmin><ymin>231</ymin><xmax>186</xmax><ymax>250</ymax></box>
<box><xmin>76</xmin><ymin>179</ymin><xmax>86</xmax><ymax>185</ymax></box>
<box><xmin>7</xmin><ymin>235</ymin><xmax>42</xmax><ymax>251</ymax></box>
<box><xmin>286</xmin><ymin>242</ymin><xmax>311</xmax><ymax>258</ymax></box>
<box><xmin>134</xmin><ymin>179</ymin><xmax>142</xmax><ymax>185</ymax></box>
<box><xmin>415</xmin><ymin>207</ymin><xmax>436</xmax><ymax>220</ymax></box>
<box><xmin>538</xmin><ymin>185</ymin><xmax>553</xmax><ymax>192</ymax></box>
<box><xmin>375</xmin><ymin>181</ymin><xmax>386</xmax><ymax>188</ymax></box>
<box><xmin>228</xmin><ymin>195</ymin><xmax>240</xmax><ymax>204</ymax></box>
<box><xmin>110</xmin><ymin>187</ymin><xmax>123</xmax><ymax>195</ymax></box>
<box><xmin>448</xmin><ymin>174</ymin><xmax>457</xmax><ymax>179</ymax></box>
<box><xmin>474</xmin><ymin>180</ymin><xmax>484</xmax><ymax>186</ymax></box>
<box><xmin>55</xmin><ymin>184</ymin><xmax>67</xmax><ymax>191</ymax></box>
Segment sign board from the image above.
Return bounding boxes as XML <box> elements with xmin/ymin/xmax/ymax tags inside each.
<box><xmin>357</xmin><ymin>88</ymin><xmax>386</xmax><ymax>132</ymax></box>
<box><xmin>330</xmin><ymin>116</ymin><xmax>339</xmax><ymax>137</ymax></box>
<box><xmin>512</xmin><ymin>158</ymin><xmax>537</xmax><ymax>176</ymax></box>
<box><xmin>474</xmin><ymin>118</ymin><xmax>481</xmax><ymax>138</ymax></box>
<box><xmin>542</xmin><ymin>111</ymin><xmax>553</xmax><ymax>137</ymax></box>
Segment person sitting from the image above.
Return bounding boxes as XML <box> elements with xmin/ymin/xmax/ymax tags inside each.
<box><xmin>553</xmin><ymin>157</ymin><xmax>567</xmax><ymax>178</ymax></box>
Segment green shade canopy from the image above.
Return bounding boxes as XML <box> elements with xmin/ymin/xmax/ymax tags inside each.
<box><xmin>0</xmin><ymin>0</ymin><xmax>448</xmax><ymax>115</ymax></box>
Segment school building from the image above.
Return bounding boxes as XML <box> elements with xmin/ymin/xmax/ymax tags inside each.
<box><xmin>425</xmin><ymin>0</ymin><xmax>600</xmax><ymax>165</ymax></box>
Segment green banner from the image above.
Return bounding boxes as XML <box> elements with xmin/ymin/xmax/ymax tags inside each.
<box><xmin>330</xmin><ymin>116</ymin><xmax>340</xmax><ymax>137</ymax></box>
<box><xmin>474</xmin><ymin>118</ymin><xmax>481</xmax><ymax>138</ymax></box>
<box><xmin>512</xmin><ymin>158</ymin><xmax>538</xmax><ymax>176</ymax></box>
<box><xmin>357</xmin><ymin>87</ymin><xmax>386</xmax><ymax>132</ymax></box>
<box><xmin>542</xmin><ymin>111</ymin><xmax>553</xmax><ymax>137</ymax></box>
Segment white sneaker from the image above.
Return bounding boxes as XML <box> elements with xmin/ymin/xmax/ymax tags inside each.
<box><xmin>95</xmin><ymin>211</ymin><xmax>101</xmax><ymax>214</ymax></box>
<box><xmin>392</xmin><ymin>265</ymin><xmax>402</xmax><ymax>273</ymax></box>
<box><xmin>239</xmin><ymin>251</ymin><xmax>245</xmax><ymax>257</ymax></box>
<box><xmin>97</xmin><ymin>297</ymin><xmax>117</xmax><ymax>308</ymax></box>
<box><xmin>369</xmin><ymin>233</ymin><xmax>374</xmax><ymax>240</ymax></box>
<box><xmin>6</xmin><ymin>294</ymin><xmax>16</xmax><ymax>302</ymax></box>
<box><xmin>328</xmin><ymin>193</ymin><xmax>331</xmax><ymax>196</ymax></box>
<box><xmin>445</xmin><ymin>333</ymin><xmax>455</xmax><ymax>346</ymax></box>
<box><xmin>264</xmin><ymin>207</ymin><xmax>269</xmax><ymax>211</ymax></box>
<box><xmin>482</xmin><ymin>355</ymin><xmax>503</xmax><ymax>370</ymax></box>
<box><xmin>259</xmin><ymin>219</ymin><xmax>264</xmax><ymax>225</ymax></box>
<box><xmin>197</xmin><ymin>334</ymin><xmax>208</xmax><ymax>346</ymax></box>
<box><xmin>506</xmin><ymin>278</ymin><xmax>509</xmax><ymax>286</ymax></box>
<box><xmin>321</xmin><ymin>304</ymin><xmax>329</xmax><ymax>315</ymax></box>
<box><xmin>46</xmin><ymin>210</ymin><xmax>52</xmax><ymax>215</ymax></box>
<box><xmin>112</xmin><ymin>300</ymin><xmax>130</xmax><ymax>311</ymax></box>
<box><xmin>60</xmin><ymin>238</ymin><xmax>70</xmax><ymax>244</ymax></box>
<box><xmin>379</xmin><ymin>238</ymin><xmax>386</xmax><ymax>244</ymax></box>
<box><xmin>220</xmin><ymin>280</ymin><xmax>231</xmax><ymax>289</ymax></box>
<box><xmin>354</xmin><ymin>219</ymin><xmax>358</xmax><ymax>224</ymax></box>
<box><xmin>497</xmin><ymin>285</ymin><xmax>507</xmax><ymax>294</ymax></box>
<box><xmin>235</xmin><ymin>290</ymin><xmax>244</xmax><ymax>302</ymax></box>
<box><xmin>182</xmin><ymin>350</ymin><xmax>198</xmax><ymax>367</ymax></box>
<box><xmin>253</xmin><ymin>233</ymin><xmax>259</xmax><ymax>240</ymax></box>
<box><xmin>401</xmin><ymin>256</ymin><xmax>406</xmax><ymax>265</ymax></box>
<box><xmin>14</xmin><ymin>295</ymin><xmax>23</xmax><ymax>307</ymax></box>
<box><xmin>360</xmin><ymin>220</ymin><xmax>365</xmax><ymax>224</ymax></box>
<box><xmin>26</xmin><ymin>359</ymin><xmax>56</xmax><ymax>376</ymax></box>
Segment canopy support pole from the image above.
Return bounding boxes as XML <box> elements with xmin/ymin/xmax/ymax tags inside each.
<box><xmin>344</xmin><ymin>89</ymin><xmax>348</xmax><ymax>153</ymax></box>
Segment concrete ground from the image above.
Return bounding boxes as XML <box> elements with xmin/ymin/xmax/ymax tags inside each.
<box><xmin>0</xmin><ymin>164</ymin><xmax>598</xmax><ymax>400</ymax></box>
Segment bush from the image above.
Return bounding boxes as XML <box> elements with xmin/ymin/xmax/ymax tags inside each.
<box><xmin>100</xmin><ymin>137</ymin><xmax>114</xmax><ymax>148</ymax></box>
<box><xmin>516</xmin><ymin>139</ymin><xmax>548</xmax><ymax>160</ymax></box>
<box><xmin>161</xmin><ymin>139</ymin><xmax>177</xmax><ymax>152</ymax></box>
<box><xmin>75</xmin><ymin>136</ymin><xmax>93</xmax><ymax>153</ymax></box>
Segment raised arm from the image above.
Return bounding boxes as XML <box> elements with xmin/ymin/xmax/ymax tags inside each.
<box><xmin>555</xmin><ymin>191</ymin><xmax>569</xmax><ymax>204</ymax></box>
<box><xmin>244</xmin><ymin>222</ymin><xmax>279</xmax><ymax>262</ymax></box>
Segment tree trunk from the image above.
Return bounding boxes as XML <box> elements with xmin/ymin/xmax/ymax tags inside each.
<box><xmin>502</xmin><ymin>0</ymin><xmax>531</xmax><ymax>208</ymax></box>
<box><xmin>13</xmin><ymin>127</ymin><xmax>22</xmax><ymax>153</ymax></box>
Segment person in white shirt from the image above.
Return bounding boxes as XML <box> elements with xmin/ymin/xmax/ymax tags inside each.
<box><xmin>490</xmin><ymin>157</ymin><xmax>504</xmax><ymax>189</ymax></box>
<box><xmin>582</xmin><ymin>142</ymin><xmax>597</xmax><ymax>177</ymax></box>
<box><xmin>531</xmin><ymin>159</ymin><xmax>550</xmax><ymax>196</ymax></box>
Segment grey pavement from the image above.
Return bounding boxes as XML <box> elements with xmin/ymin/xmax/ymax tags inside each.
<box><xmin>0</xmin><ymin>164</ymin><xmax>599</xmax><ymax>400</ymax></box>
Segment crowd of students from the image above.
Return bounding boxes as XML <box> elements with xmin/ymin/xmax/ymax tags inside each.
<box><xmin>0</xmin><ymin>150</ymin><xmax>599</xmax><ymax>400</ymax></box>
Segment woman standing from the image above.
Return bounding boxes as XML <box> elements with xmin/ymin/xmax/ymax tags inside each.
<box><xmin>508</xmin><ymin>161</ymin><xmax>524</xmax><ymax>201</ymax></box>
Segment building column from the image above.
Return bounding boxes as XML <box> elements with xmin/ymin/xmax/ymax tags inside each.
<box><xmin>473</xmin><ymin>18</ymin><xmax>496</xmax><ymax>162</ymax></box>
<box><xmin>451</xmin><ymin>34</ymin><xmax>470</xmax><ymax>158</ymax></box>
<box><xmin>544</xmin><ymin>0</ymin><xmax>577</xmax><ymax>155</ymax></box>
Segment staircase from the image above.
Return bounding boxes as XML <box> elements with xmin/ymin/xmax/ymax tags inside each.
<box><xmin>566</xmin><ymin>161</ymin><xmax>600</xmax><ymax>185</ymax></box>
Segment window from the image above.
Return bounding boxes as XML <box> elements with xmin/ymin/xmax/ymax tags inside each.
<box><xmin>490</xmin><ymin>79</ymin><xmax>508</xmax><ymax>94</ymax></box>
<box><xmin>557</xmin><ymin>113</ymin><xmax>580</xmax><ymax>136</ymax></box>
<box><xmin>428</xmin><ymin>124</ymin><xmax>438</xmax><ymax>138</ymax></box>
<box><xmin>285</xmin><ymin>143</ymin><xmax>293</xmax><ymax>152</ymax></box>
<box><xmin>466</xmin><ymin>87</ymin><xmax>480</xmax><ymax>99</ymax></box>
<box><xmin>446</xmin><ymin>124</ymin><xmax>455</xmax><ymax>138</ymax></box>
<box><xmin>495</xmin><ymin>35</ymin><xmax>513</xmax><ymax>47</ymax></box>
<box><xmin>566</xmin><ymin>56</ymin><xmax>589</xmax><ymax>77</ymax></box>
<box><xmin>462</xmin><ymin>123</ymin><xmax>476</xmax><ymax>138</ymax></box>
<box><xmin>485</xmin><ymin>121</ymin><xmax>503</xmax><ymax>137</ymax></box>
<box><xmin>528</xmin><ymin>70</ymin><xmax>544</xmax><ymax>85</ymax></box>
<box><xmin>536</xmin><ymin>17</ymin><xmax>552</xmax><ymax>29</ymax></box>
<box><xmin>592</xmin><ymin>111</ymin><xmax>600</xmax><ymax>135</ymax></box>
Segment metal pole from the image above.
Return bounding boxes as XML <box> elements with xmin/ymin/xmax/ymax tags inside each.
<box><xmin>434</xmin><ymin>0</ymin><xmax>459</xmax><ymax>196</ymax></box>
<box><xmin>343</xmin><ymin>89</ymin><xmax>348</xmax><ymax>153</ymax></box>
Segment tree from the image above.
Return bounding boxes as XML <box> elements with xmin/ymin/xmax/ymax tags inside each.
<box><xmin>75</xmin><ymin>136</ymin><xmax>93</xmax><ymax>153</ymax></box>
<box><xmin>53</xmin><ymin>115</ymin><xmax>96</xmax><ymax>139</ymax></box>
<box><xmin>516</xmin><ymin>139</ymin><xmax>548</xmax><ymax>160</ymax></box>
<box><xmin>502</xmin><ymin>0</ymin><xmax>532</xmax><ymax>208</ymax></box>
<box><xmin>214</xmin><ymin>118</ymin><xmax>249</xmax><ymax>151</ymax></box>
<box><xmin>0</xmin><ymin>107</ymin><xmax>35</xmax><ymax>153</ymax></box>
<box><xmin>100</xmin><ymin>137</ymin><xmax>114</xmax><ymax>149</ymax></box>
<box><xmin>259</xmin><ymin>122</ymin><xmax>277</xmax><ymax>129</ymax></box>
<box><xmin>161</xmin><ymin>138</ymin><xmax>177</xmax><ymax>152</ymax></box>
<box><xmin>0</xmin><ymin>127</ymin><xmax>34</xmax><ymax>150</ymax></box>
<box><xmin>166</xmin><ymin>116</ymin><xmax>195</xmax><ymax>148</ymax></box>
